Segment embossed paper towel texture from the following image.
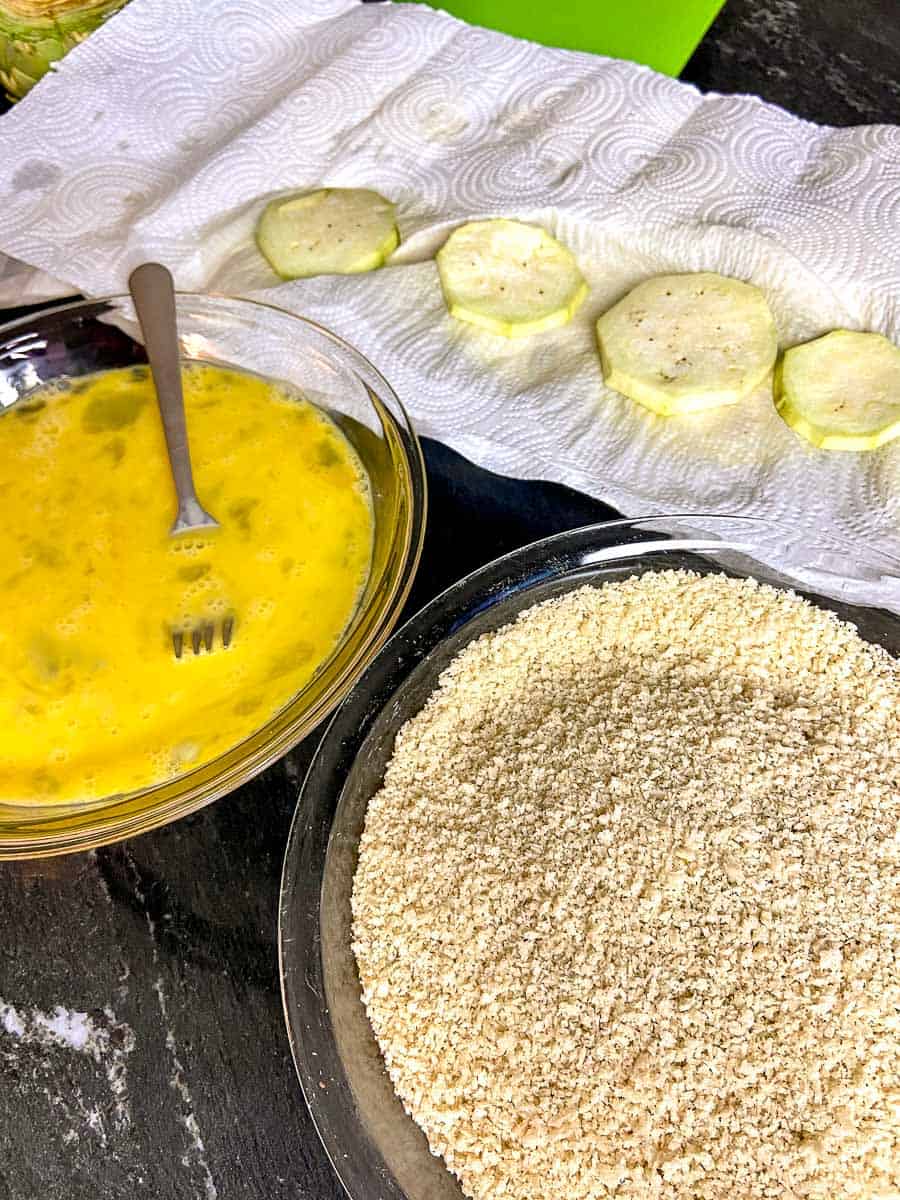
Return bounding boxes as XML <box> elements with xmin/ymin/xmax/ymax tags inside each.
<box><xmin>0</xmin><ymin>0</ymin><xmax>898</xmax><ymax>606</ymax></box>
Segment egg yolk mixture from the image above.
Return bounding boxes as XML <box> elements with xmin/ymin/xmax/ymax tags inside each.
<box><xmin>0</xmin><ymin>363</ymin><xmax>373</xmax><ymax>805</ymax></box>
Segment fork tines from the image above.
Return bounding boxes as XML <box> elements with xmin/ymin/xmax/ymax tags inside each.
<box><xmin>172</xmin><ymin>616</ymin><xmax>235</xmax><ymax>660</ymax></box>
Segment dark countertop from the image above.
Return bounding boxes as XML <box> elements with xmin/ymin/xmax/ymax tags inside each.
<box><xmin>682</xmin><ymin>0</ymin><xmax>899</xmax><ymax>126</ymax></box>
<box><xmin>1</xmin><ymin>4</ymin><xmax>897</xmax><ymax>1198</ymax></box>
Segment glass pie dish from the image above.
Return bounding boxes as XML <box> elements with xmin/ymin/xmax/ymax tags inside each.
<box><xmin>279</xmin><ymin>515</ymin><xmax>900</xmax><ymax>1200</ymax></box>
<box><xmin>0</xmin><ymin>295</ymin><xmax>426</xmax><ymax>859</ymax></box>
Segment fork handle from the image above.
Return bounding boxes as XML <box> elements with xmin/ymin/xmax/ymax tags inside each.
<box><xmin>128</xmin><ymin>262</ymin><xmax>218</xmax><ymax>534</ymax></box>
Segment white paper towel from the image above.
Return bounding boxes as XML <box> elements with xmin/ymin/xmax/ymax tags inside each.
<box><xmin>0</xmin><ymin>0</ymin><xmax>898</xmax><ymax>609</ymax></box>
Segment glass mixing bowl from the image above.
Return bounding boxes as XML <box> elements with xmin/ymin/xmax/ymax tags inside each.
<box><xmin>0</xmin><ymin>295</ymin><xmax>426</xmax><ymax>859</ymax></box>
<box><xmin>279</xmin><ymin>515</ymin><xmax>900</xmax><ymax>1200</ymax></box>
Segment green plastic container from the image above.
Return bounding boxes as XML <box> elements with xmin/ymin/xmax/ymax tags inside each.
<box><xmin>400</xmin><ymin>0</ymin><xmax>725</xmax><ymax>76</ymax></box>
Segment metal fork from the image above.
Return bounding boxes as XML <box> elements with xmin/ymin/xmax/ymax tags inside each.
<box><xmin>128</xmin><ymin>262</ymin><xmax>234</xmax><ymax>659</ymax></box>
<box><xmin>171</xmin><ymin>619</ymin><xmax>234</xmax><ymax>661</ymax></box>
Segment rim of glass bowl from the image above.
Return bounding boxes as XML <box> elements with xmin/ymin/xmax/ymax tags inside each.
<box><xmin>278</xmin><ymin>514</ymin><xmax>900</xmax><ymax>1200</ymax></box>
<box><xmin>0</xmin><ymin>293</ymin><xmax>427</xmax><ymax>859</ymax></box>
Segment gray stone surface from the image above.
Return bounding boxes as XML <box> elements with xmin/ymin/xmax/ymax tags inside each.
<box><xmin>683</xmin><ymin>0</ymin><xmax>899</xmax><ymax>125</ymax></box>
<box><xmin>1</xmin><ymin>3</ymin><xmax>897</xmax><ymax>1197</ymax></box>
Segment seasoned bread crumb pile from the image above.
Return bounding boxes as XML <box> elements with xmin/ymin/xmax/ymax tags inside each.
<box><xmin>351</xmin><ymin>571</ymin><xmax>900</xmax><ymax>1200</ymax></box>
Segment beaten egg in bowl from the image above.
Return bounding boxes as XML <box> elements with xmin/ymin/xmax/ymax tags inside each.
<box><xmin>0</xmin><ymin>361</ymin><xmax>373</xmax><ymax>806</ymax></box>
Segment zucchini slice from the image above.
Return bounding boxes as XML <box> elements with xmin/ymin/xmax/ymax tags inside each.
<box><xmin>775</xmin><ymin>329</ymin><xmax>900</xmax><ymax>451</ymax></box>
<box><xmin>256</xmin><ymin>188</ymin><xmax>399</xmax><ymax>280</ymax></box>
<box><xmin>596</xmin><ymin>272</ymin><xmax>778</xmax><ymax>416</ymax></box>
<box><xmin>436</xmin><ymin>219</ymin><xmax>587</xmax><ymax>338</ymax></box>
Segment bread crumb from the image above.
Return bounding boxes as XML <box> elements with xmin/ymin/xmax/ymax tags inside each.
<box><xmin>352</xmin><ymin>570</ymin><xmax>900</xmax><ymax>1200</ymax></box>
